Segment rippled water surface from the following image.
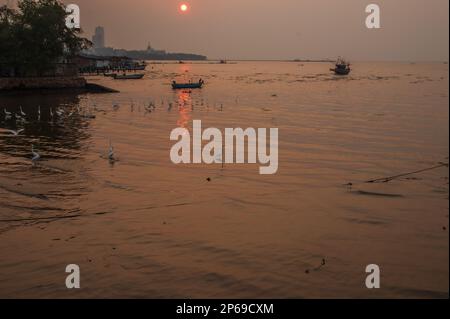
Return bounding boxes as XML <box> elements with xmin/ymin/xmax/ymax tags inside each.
<box><xmin>0</xmin><ymin>62</ymin><xmax>448</xmax><ymax>298</ymax></box>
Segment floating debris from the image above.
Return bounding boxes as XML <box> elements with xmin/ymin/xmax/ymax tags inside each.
<box><xmin>305</xmin><ymin>258</ymin><xmax>327</xmax><ymax>274</ymax></box>
<box><xmin>314</xmin><ymin>258</ymin><xmax>326</xmax><ymax>271</ymax></box>
<box><xmin>365</xmin><ymin>162</ymin><xmax>449</xmax><ymax>184</ymax></box>
<box><xmin>354</xmin><ymin>190</ymin><xmax>404</xmax><ymax>198</ymax></box>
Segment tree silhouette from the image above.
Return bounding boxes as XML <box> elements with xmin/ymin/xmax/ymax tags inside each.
<box><xmin>0</xmin><ymin>0</ymin><xmax>90</xmax><ymax>76</ymax></box>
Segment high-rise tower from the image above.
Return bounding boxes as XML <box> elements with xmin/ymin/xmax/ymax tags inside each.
<box><xmin>92</xmin><ymin>26</ymin><xmax>105</xmax><ymax>49</ymax></box>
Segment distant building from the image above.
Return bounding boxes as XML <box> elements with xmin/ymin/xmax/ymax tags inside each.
<box><xmin>92</xmin><ymin>26</ymin><xmax>105</xmax><ymax>49</ymax></box>
<box><xmin>146</xmin><ymin>42</ymin><xmax>166</xmax><ymax>56</ymax></box>
<box><xmin>82</xmin><ymin>30</ymin><xmax>206</xmax><ymax>61</ymax></box>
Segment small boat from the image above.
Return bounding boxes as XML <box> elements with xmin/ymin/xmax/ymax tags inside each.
<box><xmin>103</xmin><ymin>73</ymin><xmax>117</xmax><ymax>77</ymax></box>
<box><xmin>331</xmin><ymin>58</ymin><xmax>351</xmax><ymax>75</ymax></box>
<box><xmin>172</xmin><ymin>79</ymin><xmax>204</xmax><ymax>89</ymax></box>
<box><xmin>114</xmin><ymin>73</ymin><xmax>145</xmax><ymax>80</ymax></box>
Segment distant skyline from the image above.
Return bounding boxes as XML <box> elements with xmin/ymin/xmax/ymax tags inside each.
<box><xmin>3</xmin><ymin>0</ymin><xmax>449</xmax><ymax>61</ymax></box>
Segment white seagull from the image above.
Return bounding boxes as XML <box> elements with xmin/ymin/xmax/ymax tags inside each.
<box><xmin>19</xmin><ymin>106</ymin><xmax>26</xmax><ymax>117</ymax></box>
<box><xmin>16</xmin><ymin>111</ymin><xmax>27</xmax><ymax>122</ymax></box>
<box><xmin>7</xmin><ymin>129</ymin><xmax>24</xmax><ymax>136</ymax></box>
<box><xmin>108</xmin><ymin>141</ymin><xmax>115</xmax><ymax>161</ymax></box>
<box><xmin>31</xmin><ymin>145</ymin><xmax>41</xmax><ymax>163</ymax></box>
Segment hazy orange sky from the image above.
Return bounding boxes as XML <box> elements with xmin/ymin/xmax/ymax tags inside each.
<box><xmin>6</xmin><ymin>0</ymin><xmax>450</xmax><ymax>60</ymax></box>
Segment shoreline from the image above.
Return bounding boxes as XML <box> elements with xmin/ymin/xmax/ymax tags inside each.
<box><xmin>0</xmin><ymin>76</ymin><xmax>119</xmax><ymax>94</ymax></box>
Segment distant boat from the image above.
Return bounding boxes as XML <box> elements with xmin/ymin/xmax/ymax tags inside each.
<box><xmin>172</xmin><ymin>79</ymin><xmax>204</xmax><ymax>89</ymax></box>
<box><xmin>331</xmin><ymin>58</ymin><xmax>351</xmax><ymax>75</ymax></box>
<box><xmin>219</xmin><ymin>60</ymin><xmax>227</xmax><ymax>64</ymax></box>
<box><xmin>103</xmin><ymin>73</ymin><xmax>117</xmax><ymax>77</ymax></box>
<box><xmin>114</xmin><ymin>73</ymin><xmax>145</xmax><ymax>80</ymax></box>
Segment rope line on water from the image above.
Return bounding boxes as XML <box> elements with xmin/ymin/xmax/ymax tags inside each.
<box><xmin>365</xmin><ymin>162</ymin><xmax>449</xmax><ymax>184</ymax></box>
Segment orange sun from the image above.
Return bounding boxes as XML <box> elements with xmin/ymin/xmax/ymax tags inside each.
<box><xmin>180</xmin><ymin>3</ymin><xmax>188</xmax><ymax>12</ymax></box>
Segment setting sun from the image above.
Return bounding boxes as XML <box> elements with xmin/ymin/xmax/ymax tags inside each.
<box><xmin>180</xmin><ymin>4</ymin><xmax>188</xmax><ymax>13</ymax></box>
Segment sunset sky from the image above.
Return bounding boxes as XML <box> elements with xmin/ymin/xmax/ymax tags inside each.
<box><xmin>7</xmin><ymin>0</ymin><xmax>450</xmax><ymax>60</ymax></box>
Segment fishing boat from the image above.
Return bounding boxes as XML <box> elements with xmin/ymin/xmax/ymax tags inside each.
<box><xmin>103</xmin><ymin>72</ymin><xmax>117</xmax><ymax>77</ymax></box>
<box><xmin>172</xmin><ymin>79</ymin><xmax>204</xmax><ymax>89</ymax></box>
<box><xmin>113</xmin><ymin>73</ymin><xmax>145</xmax><ymax>80</ymax></box>
<box><xmin>331</xmin><ymin>58</ymin><xmax>351</xmax><ymax>75</ymax></box>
